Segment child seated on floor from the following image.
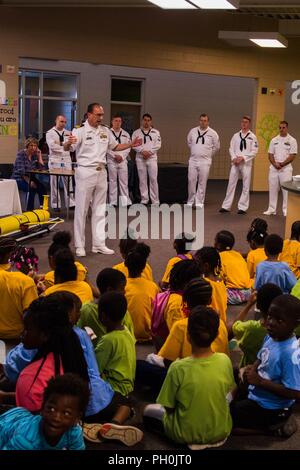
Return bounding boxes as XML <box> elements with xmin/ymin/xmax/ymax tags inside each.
<box><xmin>39</xmin><ymin>231</ymin><xmax>98</xmax><ymax>297</ymax></box>
<box><xmin>255</xmin><ymin>234</ymin><xmax>297</xmax><ymax>294</ymax></box>
<box><xmin>143</xmin><ymin>306</ymin><xmax>236</xmax><ymax>450</ymax></box>
<box><xmin>231</xmin><ymin>294</ymin><xmax>300</xmax><ymax>437</ymax></box>
<box><xmin>1</xmin><ymin>292</ymin><xmax>115</xmax><ymax>419</ymax></box>
<box><xmin>0</xmin><ymin>373</ymin><xmax>89</xmax><ymax>450</ymax></box>
<box><xmin>194</xmin><ymin>246</ymin><xmax>227</xmax><ymax>323</ymax></box>
<box><xmin>227</xmin><ymin>283</ymin><xmax>282</xmax><ymax>367</ymax></box>
<box><xmin>113</xmin><ymin>231</ymin><xmax>153</xmax><ymax>281</ymax></box>
<box><xmin>42</xmin><ymin>231</ymin><xmax>87</xmax><ymax>288</ymax></box>
<box><xmin>124</xmin><ymin>243</ymin><xmax>159</xmax><ymax>341</ymax></box>
<box><xmin>136</xmin><ymin>278</ymin><xmax>229</xmax><ymax>397</ymax></box>
<box><xmin>0</xmin><ymin>238</ymin><xmax>38</xmax><ymax>341</ymax></box>
<box><xmin>246</xmin><ymin>220</ymin><xmax>267</xmax><ymax>283</ymax></box>
<box><xmin>215</xmin><ymin>230</ymin><xmax>252</xmax><ymax>305</ymax></box>
<box><xmin>160</xmin><ymin>233</ymin><xmax>194</xmax><ymax>289</ymax></box>
<box><xmin>279</xmin><ymin>221</ymin><xmax>300</xmax><ymax>279</ymax></box>
<box><xmin>44</xmin><ymin>248</ymin><xmax>93</xmax><ymax>304</ymax></box>
<box><xmin>0</xmin><ymin>237</ymin><xmax>17</xmax><ymax>272</ymax></box>
<box><xmin>151</xmin><ymin>259</ymin><xmax>201</xmax><ymax>351</ymax></box>
<box><xmin>158</xmin><ymin>278</ymin><xmax>229</xmax><ymax>363</ymax></box>
<box><xmin>77</xmin><ymin>268</ymin><xmax>135</xmax><ymax>346</ymax></box>
<box><xmin>95</xmin><ymin>292</ymin><xmax>136</xmax><ymax>397</ymax></box>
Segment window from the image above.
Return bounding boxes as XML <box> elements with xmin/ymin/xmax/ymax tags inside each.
<box><xmin>18</xmin><ymin>70</ymin><xmax>78</xmax><ymax>142</ymax></box>
<box><xmin>110</xmin><ymin>77</ymin><xmax>143</xmax><ymax>135</ymax></box>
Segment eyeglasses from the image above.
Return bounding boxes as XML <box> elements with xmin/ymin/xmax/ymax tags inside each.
<box><xmin>91</xmin><ymin>113</ymin><xmax>104</xmax><ymax>117</ymax></box>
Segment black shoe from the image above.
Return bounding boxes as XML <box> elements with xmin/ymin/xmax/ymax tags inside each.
<box><xmin>237</xmin><ymin>210</ymin><xmax>247</xmax><ymax>215</ymax></box>
<box><xmin>219</xmin><ymin>208</ymin><xmax>229</xmax><ymax>213</ymax></box>
<box><xmin>269</xmin><ymin>415</ymin><xmax>298</xmax><ymax>438</ymax></box>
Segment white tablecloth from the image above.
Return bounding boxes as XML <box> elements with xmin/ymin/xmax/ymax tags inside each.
<box><xmin>0</xmin><ymin>179</ymin><xmax>22</xmax><ymax>216</ymax></box>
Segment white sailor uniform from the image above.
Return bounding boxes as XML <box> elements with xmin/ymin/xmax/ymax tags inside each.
<box><xmin>132</xmin><ymin>127</ymin><xmax>161</xmax><ymax>205</ymax></box>
<box><xmin>187</xmin><ymin>126</ymin><xmax>220</xmax><ymax>206</ymax></box>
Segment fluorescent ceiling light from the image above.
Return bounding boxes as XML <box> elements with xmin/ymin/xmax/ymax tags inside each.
<box><xmin>147</xmin><ymin>0</ymin><xmax>196</xmax><ymax>8</ymax></box>
<box><xmin>219</xmin><ymin>31</ymin><xmax>288</xmax><ymax>48</ymax></box>
<box><xmin>250</xmin><ymin>39</ymin><xmax>286</xmax><ymax>48</ymax></box>
<box><xmin>192</xmin><ymin>0</ymin><xmax>239</xmax><ymax>9</ymax></box>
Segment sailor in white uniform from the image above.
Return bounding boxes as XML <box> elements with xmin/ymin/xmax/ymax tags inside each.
<box><xmin>107</xmin><ymin>115</ymin><xmax>132</xmax><ymax>207</ymax></box>
<box><xmin>263</xmin><ymin>121</ymin><xmax>297</xmax><ymax>217</ymax></box>
<box><xmin>187</xmin><ymin>113</ymin><xmax>220</xmax><ymax>208</ymax></box>
<box><xmin>132</xmin><ymin>113</ymin><xmax>161</xmax><ymax>205</ymax></box>
<box><xmin>220</xmin><ymin>116</ymin><xmax>258</xmax><ymax>214</ymax></box>
<box><xmin>46</xmin><ymin>115</ymin><xmax>75</xmax><ymax>209</ymax></box>
<box><xmin>64</xmin><ymin>103</ymin><xmax>141</xmax><ymax>257</ymax></box>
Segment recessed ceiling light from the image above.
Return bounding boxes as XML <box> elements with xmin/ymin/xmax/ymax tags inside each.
<box><xmin>192</xmin><ymin>0</ymin><xmax>239</xmax><ymax>9</ymax></box>
<box><xmin>219</xmin><ymin>31</ymin><xmax>288</xmax><ymax>48</ymax></box>
<box><xmin>250</xmin><ymin>39</ymin><xmax>287</xmax><ymax>48</ymax></box>
<box><xmin>147</xmin><ymin>0</ymin><xmax>196</xmax><ymax>8</ymax></box>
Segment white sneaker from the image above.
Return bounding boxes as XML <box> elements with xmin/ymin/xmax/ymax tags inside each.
<box><xmin>92</xmin><ymin>246</ymin><xmax>115</xmax><ymax>255</ymax></box>
<box><xmin>75</xmin><ymin>248</ymin><xmax>86</xmax><ymax>257</ymax></box>
<box><xmin>263</xmin><ymin>210</ymin><xmax>276</xmax><ymax>216</ymax></box>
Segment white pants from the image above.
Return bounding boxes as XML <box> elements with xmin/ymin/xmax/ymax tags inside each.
<box><xmin>74</xmin><ymin>166</ymin><xmax>108</xmax><ymax>249</ymax></box>
<box><xmin>222</xmin><ymin>162</ymin><xmax>253</xmax><ymax>211</ymax></box>
<box><xmin>136</xmin><ymin>157</ymin><xmax>159</xmax><ymax>204</ymax></box>
<box><xmin>266</xmin><ymin>165</ymin><xmax>293</xmax><ymax>215</ymax></box>
<box><xmin>48</xmin><ymin>156</ymin><xmax>75</xmax><ymax>208</ymax></box>
<box><xmin>107</xmin><ymin>160</ymin><xmax>131</xmax><ymax>206</ymax></box>
<box><xmin>187</xmin><ymin>159</ymin><xmax>211</xmax><ymax>205</ymax></box>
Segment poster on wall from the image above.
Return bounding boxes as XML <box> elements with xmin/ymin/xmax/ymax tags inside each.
<box><xmin>0</xmin><ymin>79</ymin><xmax>18</xmax><ymax>137</ymax></box>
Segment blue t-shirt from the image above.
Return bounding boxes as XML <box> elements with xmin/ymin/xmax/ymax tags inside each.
<box><xmin>0</xmin><ymin>407</ymin><xmax>85</xmax><ymax>450</ymax></box>
<box><xmin>248</xmin><ymin>335</ymin><xmax>300</xmax><ymax>409</ymax></box>
<box><xmin>255</xmin><ymin>261</ymin><xmax>297</xmax><ymax>294</ymax></box>
<box><xmin>4</xmin><ymin>326</ymin><xmax>114</xmax><ymax>416</ymax></box>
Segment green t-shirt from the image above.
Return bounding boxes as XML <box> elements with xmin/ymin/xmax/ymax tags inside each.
<box><xmin>232</xmin><ymin>320</ymin><xmax>267</xmax><ymax>367</ymax></box>
<box><xmin>78</xmin><ymin>302</ymin><xmax>135</xmax><ymax>346</ymax></box>
<box><xmin>95</xmin><ymin>328</ymin><xmax>136</xmax><ymax>396</ymax></box>
<box><xmin>290</xmin><ymin>283</ymin><xmax>300</xmax><ymax>335</ymax></box>
<box><xmin>157</xmin><ymin>353</ymin><xmax>235</xmax><ymax>445</ymax></box>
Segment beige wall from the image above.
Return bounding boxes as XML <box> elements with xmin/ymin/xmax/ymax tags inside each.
<box><xmin>1</xmin><ymin>7</ymin><xmax>300</xmax><ymax>189</ymax></box>
<box><xmin>20</xmin><ymin>58</ymin><xmax>256</xmax><ymax>178</ymax></box>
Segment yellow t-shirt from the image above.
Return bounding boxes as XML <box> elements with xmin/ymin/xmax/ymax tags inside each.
<box><xmin>113</xmin><ymin>262</ymin><xmax>153</xmax><ymax>282</ymax></box>
<box><xmin>279</xmin><ymin>240</ymin><xmax>300</xmax><ymax>279</ymax></box>
<box><xmin>0</xmin><ymin>263</ymin><xmax>11</xmax><ymax>271</ymax></box>
<box><xmin>0</xmin><ymin>270</ymin><xmax>38</xmax><ymax>339</ymax></box>
<box><xmin>164</xmin><ymin>293</ymin><xmax>184</xmax><ymax>331</ymax></box>
<box><xmin>220</xmin><ymin>250</ymin><xmax>251</xmax><ymax>289</ymax></box>
<box><xmin>158</xmin><ymin>317</ymin><xmax>228</xmax><ymax>361</ymax></box>
<box><xmin>246</xmin><ymin>248</ymin><xmax>267</xmax><ymax>281</ymax></box>
<box><xmin>161</xmin><ymin>254</ymin><xmax>193</xmax><ymax>284</ymax></box>
<box><xmin>125</xmin><ymin>277</ymin><xmax>159</xmax><ymax>342</ymax></box>
<box><xmin>44</xmin><ymin>280</ymin><xmax>93</xmax><ymax>304</ymax></box>
<box><xmin>43</xmin><ymin>261</ymin><xmax>87</xmax><ymax>289</ymax></box>
<box><xmin>205</xmin><ymin>277</ymin><xmax>227</xmax><ymax>324</ymax></box>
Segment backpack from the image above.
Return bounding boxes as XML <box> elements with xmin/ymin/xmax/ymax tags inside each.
<box><xmin>151</xmin><ymin>290</ymin><xmax>172</xmax><ymax>349</ymax></box>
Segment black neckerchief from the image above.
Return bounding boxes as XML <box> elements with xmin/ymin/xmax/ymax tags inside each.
<box><xmin>141</xmin><ymin>129</ymin><xmax>152</xmax><ymax>144</ymax></box>
<box><xmin>54</xmin><ymin>129</ymin><xmax>64</xmax><ymax>146</ymax></box>
<box><xmin>111</xmin><ymin>129</ymin><xmax>122</xmax><ymax>144</ymax></box>
<box><xmin>239</xmin><ymin>132</ymin><xmax>250</xmax><ymax>152</ymax></box>
<box><xmin>196</xmin><ymin>129</ymin><xmax>208</xmax><ymax>145</ymax></box>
